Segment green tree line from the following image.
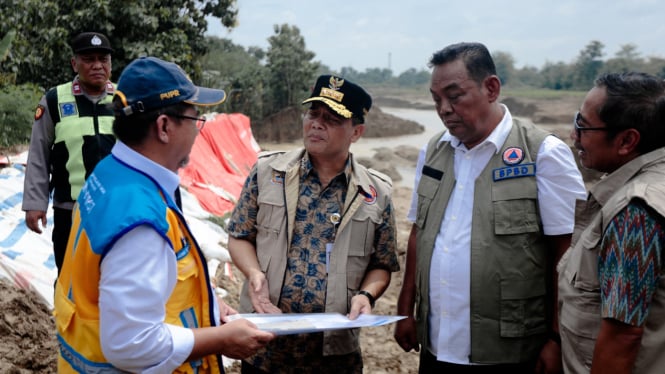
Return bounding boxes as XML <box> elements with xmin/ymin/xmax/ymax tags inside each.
<box><xmin>2</xmin><ymin>1</ymin><xmax>665</xmax><ymax>147</ymax></box>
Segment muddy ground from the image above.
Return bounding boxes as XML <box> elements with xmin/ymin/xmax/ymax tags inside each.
<box><xmin>0</xmin><ymin>91</ymin><xmax>586</xmax><ymax>373</ymax></box>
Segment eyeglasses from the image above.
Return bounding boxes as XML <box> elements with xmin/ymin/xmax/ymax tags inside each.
<box><xmin>574</xmin><ymin>111</ymin><xmax>609</xmax><ymax>138</ymax></box>
<box><xmin>171</xmin><ymin>114</ymin><xmax>207</xmax><ymax>131</ymax></box>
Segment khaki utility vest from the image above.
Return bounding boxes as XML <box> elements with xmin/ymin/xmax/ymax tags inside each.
<box><xmin>239</xmin><ymin>148</ymin><xmax>393</xmax><ymax>355</ymax></box>
<box><xmin>559</xmin><ymin>148</ymin><xmax>665</xmax><ymax>374</ymax></box>
<box><xmin>415</xmin><ymin>119</ymin><xmax>551</xmax><ymax>363</ymax></box>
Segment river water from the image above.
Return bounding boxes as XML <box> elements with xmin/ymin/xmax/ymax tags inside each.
<box><xmin>352</xmin><ymin>107</ymin><xmax>443</xmax><ymax>187</ymax></box>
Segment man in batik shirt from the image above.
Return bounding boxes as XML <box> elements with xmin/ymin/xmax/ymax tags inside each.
<box><xmin>558</xmin><ymin>72</ymin><xmax>665</xmax><ymax>374</ymax></box>
<box><xmin>227</xmin><ymin>75</ymin><xmax>399</xmax><ymax>374</ymax></box>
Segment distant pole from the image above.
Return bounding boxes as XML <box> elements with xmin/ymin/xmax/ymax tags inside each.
<box><xmin>388</xmin><ymin>52</ymin><xmax>392</xmax><ymax>71</ymax></box>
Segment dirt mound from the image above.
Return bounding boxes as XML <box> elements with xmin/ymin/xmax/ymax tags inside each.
<box><xmin>501</xmin><ymin>95</ymin><xmax>580</xmax><ymax>124</ymax></box>
<box><xmin>250</xmin><ymin>105</ymin><xmax>425</xmax><ymax>144</ymax></box>
<box><xmin>0</xmin><ymin>279</ymin><xmax>58</xmax><ymax>373</ymax></box>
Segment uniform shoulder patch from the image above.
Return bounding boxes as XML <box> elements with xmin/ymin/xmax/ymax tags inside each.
<box><xmin>35</xmin><ymin>105</ymin><xmax>45</xmax><ymax>120</ymax></box>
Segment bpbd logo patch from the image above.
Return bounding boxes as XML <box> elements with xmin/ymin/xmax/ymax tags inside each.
<box><xmin>502</xmin><ymin>147</ymin><xmax>524</xmax><ymax>165</ymax></box>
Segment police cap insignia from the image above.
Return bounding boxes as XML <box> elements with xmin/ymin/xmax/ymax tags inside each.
<box><xmin>70</xmin><ymin>32</ymin><xmax>114</xmax><ymax>54</ymax></box>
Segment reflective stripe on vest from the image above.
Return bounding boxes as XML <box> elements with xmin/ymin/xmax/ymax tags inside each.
<box><xmin>53</xmin><ymin>83</ymin><xmax>115</xmax><ymax>200</ymax></box>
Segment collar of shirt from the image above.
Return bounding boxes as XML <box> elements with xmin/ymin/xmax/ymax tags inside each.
<box><xmin>590</xmin><ymin>147</ymin><xmax>665</xmax><ymax>205</ymax></box>
<box><xmin>111</xmin><ymin>141</ymin><xmax>180</xmax><ymax>203</ymax></box>
<box><xmin>438</xmin><ymin>104</ymin><xmax>513</xmax><ymax>154</ymax></box>
<box><xmin>71</xmin><ymin>75</ymin><xmax>115</xmax><ymax>96</ymax></box>
<box><xmin>300</xmin><ymin>151</ymin><xmax>352</xmax><ymax>186</ymax></box>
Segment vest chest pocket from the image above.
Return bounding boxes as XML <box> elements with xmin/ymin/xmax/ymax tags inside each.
<box><xmin>348</xmin><ymin>207</ymin><xmax>382</xmax><ymax>257</ymax></box>
<box><xmin>569</xmin><ymin>225</ymin><xmax>602</xmax><ymax>292</ymax></box>
<box><xmin>175</xmin><ymin>240</ymin><xmax>199</xmax><ymax>281</ymax></box>
<box><xmin>415</xmin><ymin>175</ymin><xmax>440</xmax><ymax>229</ymax></box>
<box><xmin>255</xmin><ymin>201</ymin><xmax>285</xmax><ymax>247</ymax></box>
<box><xmin>492</xmin><ymin>179</ymin><xmax>539</xmax><ymax>235</ymax></box>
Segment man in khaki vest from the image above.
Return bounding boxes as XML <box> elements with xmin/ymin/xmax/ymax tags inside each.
<box><xmin>394</xmin><ymin>42</ymin><xmax>586</xmax><ymax>373</ymax></box>
<box><xmin>558</xmin><ymin>72</ymin><xmax>665</xmax><ymax>373</ymax></box>
<box><xmin>227</xmin><ymin>75</ymin><xmax>400</xmax><ymax>373</ymax></box>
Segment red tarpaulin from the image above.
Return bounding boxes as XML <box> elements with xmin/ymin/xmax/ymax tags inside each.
<box><xmin>179</xmin><ymin>113</ymin><xmax>260</xmax><ymax>216</ymax></box>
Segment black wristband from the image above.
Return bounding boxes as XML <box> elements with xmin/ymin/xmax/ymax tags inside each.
<box><xmin>357</xmin><ymin>290</ymin><xmax>375</xmax><ymax>308</ymax></box>
<box><xmin>548</xmin><ymin>330</ymin><xmax>561</xmax><ymax>345</ymax></box>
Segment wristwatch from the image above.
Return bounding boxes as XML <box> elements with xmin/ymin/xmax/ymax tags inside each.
<box><xmin>357</xmin><ymin>290</ymin><xmax>376</xmax><ymax>308</ymax></box>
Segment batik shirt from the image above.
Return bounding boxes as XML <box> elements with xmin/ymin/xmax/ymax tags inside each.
<box><xmin>600</xmin><ymin>199</ymin><xmax>665</xmax><ymax>326</ymax></box>
<box><xmin>228</xmin><ymin>153</ymin><xmax>398</xmax><ymax>373</ymax></box>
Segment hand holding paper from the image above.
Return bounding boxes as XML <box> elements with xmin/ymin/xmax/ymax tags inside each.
<box><xmin>226</xmin><ymin>313</ymin><xmax>406</xmax><ymax>336</ymax></box>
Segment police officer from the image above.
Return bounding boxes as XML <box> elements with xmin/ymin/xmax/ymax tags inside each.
<box><xmin>22</xmin><ymin>31</ymin><xmax>116</xmax><ymax>276</ymax></box>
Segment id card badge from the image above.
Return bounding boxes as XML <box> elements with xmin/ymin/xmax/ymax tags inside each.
<box><xmin>326</xmin><ymin>242</ymin><xmax>334</xmax><ymax>273</ymax></box>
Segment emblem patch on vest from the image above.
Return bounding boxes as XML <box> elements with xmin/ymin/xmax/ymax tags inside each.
<box><xmin>271</xmin><ymin>172</ymin><xmax>284</xmax><ymax>185</ymax></box>
<box><xmin>59</xmin><ymin>102</ymin><xmax>78</xmax><ymax>117</ymax></box>
<box><xmin>492</xmin><ymin>162</ymin><xmax>536</xmax><ymax>181</ymax></box>
<box><xmin>34</xmin><ymin>105</ymin><xmax>45</xmax><ymax>120</ymax></box>
<box><xmin>502</xmin><ymin>147</ymin><xmax>525</xmax><ymax>165</ymax></box>
<box><xmin>362</xmin><ymin>185</ymin><xmax>377</xmax><ymax>205</ymax></box>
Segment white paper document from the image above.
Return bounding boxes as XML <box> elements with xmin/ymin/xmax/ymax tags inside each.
<box><xmin>226</xmin><ymin>313</ymin><xmax>406</xmax><ymax>335</ymax></box>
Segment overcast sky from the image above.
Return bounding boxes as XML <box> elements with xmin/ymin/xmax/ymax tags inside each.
<box><xmin>206</xmin><ymin>0</ymin><xmax>665</xmax><ymax>75</ymax></box>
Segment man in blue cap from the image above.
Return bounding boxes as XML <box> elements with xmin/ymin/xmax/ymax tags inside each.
<box><xmin>23</xmin><ymin>31</ymin><xmax>116</xmax><ymax>276</ymax></box>
<box><xmin>227</xmin><ymin>75</ymin><xmax>400</xmax><ymax>373</ymax></box>
<box><xmin>54</xmin><ymin>56</ymin><xmax>275</xmax><ymax>373</ymax></box>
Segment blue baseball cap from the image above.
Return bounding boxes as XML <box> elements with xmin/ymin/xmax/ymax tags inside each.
<box><xmin>115</xmin><ymin>57</ymin><xmax>226</xmax><ymax>116</ymax></box>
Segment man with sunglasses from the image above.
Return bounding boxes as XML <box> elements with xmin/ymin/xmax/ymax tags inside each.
<box><xmin>54</xmin><ymin>57</ymin><xmax>275</xmax><ymax>373</ymax></box>
<box><xmin>227</xmin><ymin>75</ymin><xmax>400</xmax><ymax>373</ymax></box>
<box><xmin>22</xmin><ymin>31</ymin><xmax>116</xmax><ymax>277</ymax></box>
<box><xmin>558</xmin><ymin>72</ymin><xmax>665</xmax><ymax>373</ymax></box>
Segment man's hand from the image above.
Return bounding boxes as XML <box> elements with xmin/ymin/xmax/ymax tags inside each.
<box><xmin>348</xmin><ymin>293</ymin><xmax>372</xmax><ymax>320</ymax></box>
<box><xmin>535</xmin><ymin>339</ymin><xmax>562</xmax><ymax>374</ymax></box>
<box><xmin>247</xmin><ymin>271</ymin><xmax>281</xmax><ymax>314</ymax></box>
<box><xmin>217</xmin><ymin>295</ymin><xmax>238</xmax><ymax>323</ymax></box>
<box><xmin>25</xmin><ymin>210</ymin><xmax>47</xmax><ymax>234</ymax></box>
<box><xmin>394</xmin><ymin>316</ymin><xmax>419</xmax><ymax>352</ymax></box>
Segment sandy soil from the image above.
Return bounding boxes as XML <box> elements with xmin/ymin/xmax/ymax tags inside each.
<box><xmin>0</xmin><ymin>92</ymin><xmax>587</xmax><ymax>373</ymax></box>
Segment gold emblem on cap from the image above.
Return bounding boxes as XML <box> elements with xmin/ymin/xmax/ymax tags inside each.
<box><xmin>329</xmin><ymin>76</ymin><xmax>344</xmax><ymax>89</ymax></box>
<box><xmin>320</xmin><ymin>76</ymin><xmax>345</xmax><ymax>102</ymax></box>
